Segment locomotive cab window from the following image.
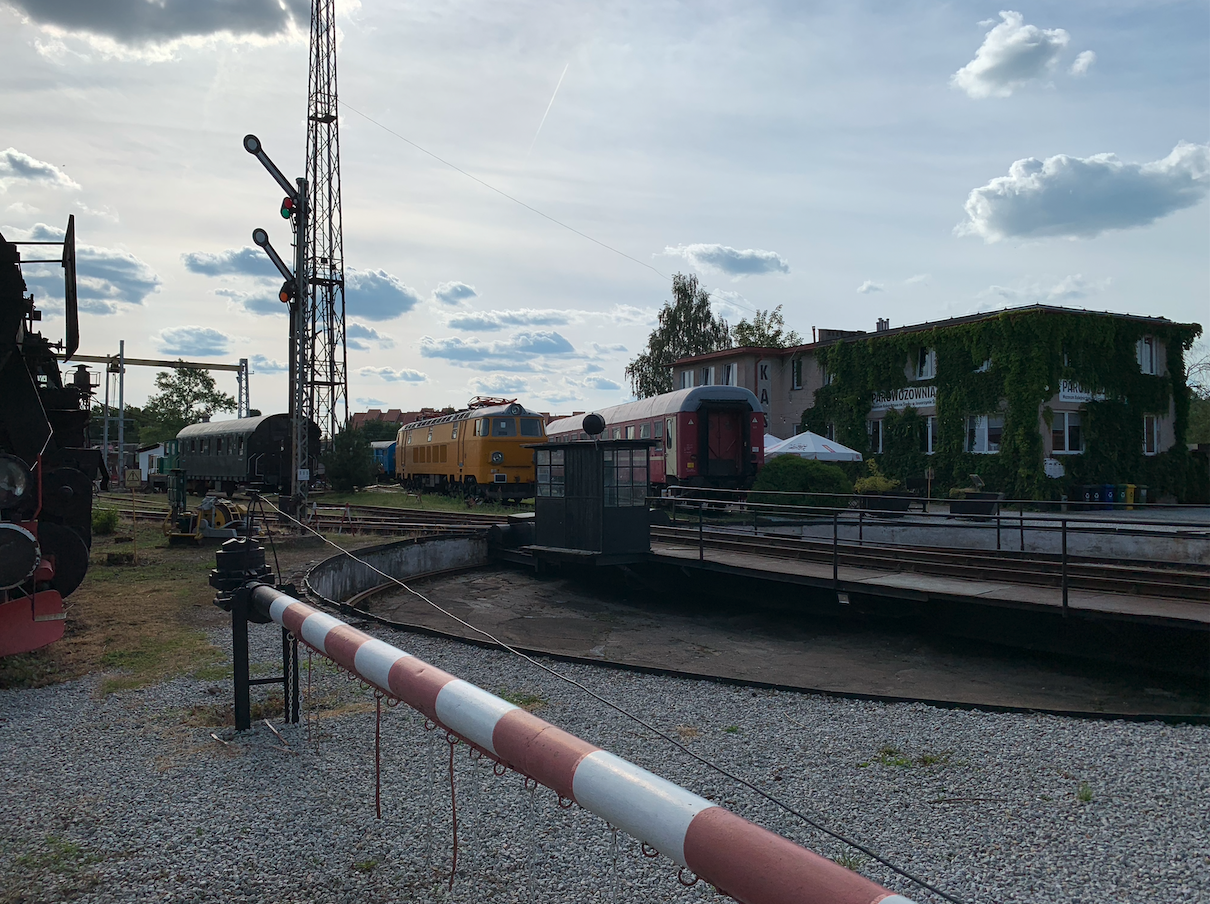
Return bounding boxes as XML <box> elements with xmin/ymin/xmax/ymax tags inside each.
<box><xmin>492</xmin><ymin>418</ymin><xmax>517</xmax><ymax>437</ymax></box>
<box><xmin>534</xmin><ymin>448</ymin><xmax>564</xmax><ymax>497</ymax></box>
<box><xmin>520</xmin><ymin>418</ymin><xmax>543</xmax><ymax>437</ymax></box>
<box><xmin>452</xmin><ymin>424</ymin><xmax>459</xmax><ymax>440</ymax></box>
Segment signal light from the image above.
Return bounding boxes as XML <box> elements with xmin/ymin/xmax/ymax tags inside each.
<box><xmin>280</xmin><ymin>196</ymin><xmax>295</xmax><ymax>219</ymax></box>
<box><xmin>278</xmin><ymin>280</ymin><xmax>296</xmax><ymax>304</ymax></box>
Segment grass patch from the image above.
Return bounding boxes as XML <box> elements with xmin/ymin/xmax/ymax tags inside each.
<box><xmin>1077</xmin><ymin>781</ymin><xmax>1093</xmax><ymax>803</ymax></box>
<box><xmin>13</xmin><ymin>835</ymin><xmax>103</xmax><ymax>873</ymax></box>
<box><xmin>723</xmin><ymin>725</ymin><xmax>740</xmax><ymax>734</ymax></box>
<box><xmin>319</xmin><ymin>487</ymin><xmax>532</xmax><ymax>516</ymax></box>
<box><xmin>859</xmin><ymin>745</ymin><xmax>953</xmax><ymax>769</ymax></box>
<box><xmin>832</xmin><ymin>852</ymin><xmax>867</xmax><ymax>872</ymax></box>
<box><xmin>352</xmin><ymin>859</ymin><xmax>378</xmax><ymax>873</ymax></box>
<box><xmin>497</xmin><ymin>688</ymin><xmax>549</xmax><ymax>712</ymax></box>
<box><xmin>675</xmin><ymin>725</ymin><xmax>700</xmax><ymax>741</ymax></box>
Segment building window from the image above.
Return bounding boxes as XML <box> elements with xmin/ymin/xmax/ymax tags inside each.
<box><xmin>680</xmin><ymin>371</ymin><xmax>693</xmax><ymax>390</ymax></box>
<box><xmin>965</xmin><ymin>415</ymin><xmax>1003</xmax><ymax>454</ymax></box>
<box><xmin>1143</xmin><ymin>414</ymin><xmax>1160</xmax><ymax>455</ymax></box>
<box><xmin>921</xmin><ymin>416</ymin><xmax>936</xmax><ymax>455</ymax></box>
<box><xmin>603</xmin><ymin>447</ymin><xmax>649</xmax><ymax>508</ymax></box>
<box><xmin>914</xmin><ymin>348</ymin><xmax>936</xmax><ymax>380</ymax></box>
<box><xmin>974</xmin><ymin>358</ymin><xmax>992</xmax><ymax>373</ymax></box>
<box><xmin>534</xmin><ymin>448</ymin><xmax>565</xmax><ymax>497</ymax></box>
<box><xmin>612</xmin><ymin>427</ymin><xmax>621</xmax><ymax>440</ymax></box>
<box><xmin>867</xmin><ymin>419</ymin><xmax>882</xmax><ymax>453</ymax></box>
<box><xmin>824</xmin><ymin>423</ymin><xmax>836</xmax><ymax>441</ymax></box>
<box><xmin>791</xmin><ymin>358</ymin><xmax>803</xmax><ymax>390</ymax></box>
<box><xmin>700</xmin><ymin>366</ymin><xmax>715</xmax><ymax>386</ymax></box>
<box><xmin>1052</xmin><ymin>412</ymin><xmax>1083</xmax><ymax>454</ymax></box>
<box><xmin>1137</xmin><ymin>336</ymin><xmax>1158</xmax><ymax>375</ymax></box>
<box><xmin>820</xmin><ymin>365</ymin><xmax>833</xmax><ymax>386</ymax></box>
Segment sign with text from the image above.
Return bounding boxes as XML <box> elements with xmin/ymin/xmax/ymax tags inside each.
<box><xmin>1058</xmin><ymin>380</ymin><xmax>1106</xmax><ymax>403</ymax></box>
<box><xmin>757</xmin><ymin>359</ymin><xmax>771</xmax><ymax>413</ymax></box>
<box><xmin>870</xmin><ymin>384</ymin><xmax>936</xmax><ymax>411</ymax></box>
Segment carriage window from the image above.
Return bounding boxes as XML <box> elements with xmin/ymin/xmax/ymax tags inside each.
<box><xmin>217</xmin><ymin>437</ymin><xmax>223</xmax><ymax>453</ymax></box>
<box><xmin>639</xmin><ymin>423</ymin><xmax>651</xmax><ymax>439</ymax></box>
<box><xmin>238</xmin><ymin>437</ymin><xmax>244</xmax><ymax>456</ymax></box>
<box><xmin>492</xmin><ymin>418</ymin><xmax>517</xmax><ymax>437</ymax></box>
<box><xmin>534</xmin><ymin>448</ymin><xmax>564</xmax><ymax>497</ymax></box>
<box><xmin>520</xmin><ymin>418</ymin><xmax>543</xmax><ymax>437</ymax></box>
<box><xmin>652</xmin><ymin>420</ymin><xmax>662</xmax><ymax>451</ymax></box>
<box><xmin>603</xmin><ymin>447</ymin><xmax>649</xmax><ymax>507</ymax></box>
<box><xmin>625</xmin><ymin>425</ymin><xmax>635</xmax><ymax>439</ymax></box>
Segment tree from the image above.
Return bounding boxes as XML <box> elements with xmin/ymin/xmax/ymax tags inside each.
<box><xmin>322</xmin><ymin>427</ymin><xmax>375</xmax><ymax>492</ymax></box>
<box><xmin>1187</xmin><ymin>340</ymin><xmax>1210</xmax><ymax>444</ymax></box>
<box><xmin>361</xmin><ymin>419</ymin><xmax>402</xmax><ymax>442</ymax></box>
<box><xmin>140</xmin><ymin>365</ymin><xmax>237</xmax><ymax>444</ymax></box>
<box><xmin>733</xmin><ymin>305</ymin><xmax>802</xmax><ymax>348</ymax></box>
<box><xmin>751</xmin><ymin>455</ymin><xmax>852</xmax><ymax>508</ymax></box>
<box><xmin>625</xmin><ymin>273</ymin><xmax>732</xmax><ymax>398</ymax></box>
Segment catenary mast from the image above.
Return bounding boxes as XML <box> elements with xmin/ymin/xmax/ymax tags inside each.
<box><xmin>304</xmin><ymin>0</ymin><xmax>348</xmax><ymax>444</ymax></box>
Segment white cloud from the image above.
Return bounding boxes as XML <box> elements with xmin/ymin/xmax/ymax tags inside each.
<box><xmin>590</xmin><ymin>343</ymin><xmax>627</xmax><ymax>354</ymax></box>
<box><xmin>156</xmin><ymin>326</ymin><xmax>230</xmax><ymax>357</ymax></box>
<box><xmin>250</xmin><ymin>354</ymin><xmax>288</xmax><ymax>374</ymax></box>
<box><xmin>16</xmin><ymin>222</ymin><xmax>159</xmax><ymax>314</ymax></box>
<box><xmin>182</xmin><ymin>246</ymin><xmax>278</xmax><ymax>279</ymax></box>
<box><xmin>358</xmin><ymin>366</ymin><xmax>427</xmax><ymax>383</ymax></box>
<box><xmin>355</xmin><ymin>397</ymin><xmax>388</xmax><ymax>407</ymax></box>
<box><xmin>856</xmin><ymin>280</ymin><xmax>883</xmax><ymax>294</ymax></box>
<box><xmin>419</xmin><ymin>330</ymin><xmax>576</xmax><ymax>364</ymax></box>
<box><xmin>469</xmin><ymin>374</ymin><xmax>529</xmax><ymax>395</ymax></box>
<box><xmin>1070</xmin><ymin>50</ymin><xmax>1096</xmax><ymax>77</ymax></box>
<box><xmin>5</xmin><ymin>202</ymin><xmax>40</xmax><ymax>216</ymax></box>
<box><xmin>347</xmin><ymin>321</ymin><xmax>395</xmax><ymax>351</ymax></box>
<box><xmin>662</xmin><ymin>243</ymin><xmax>790</xmax><ymax>278</ymax></box>
<box><xmin>904</xmin><ymin>273</ymin><xmax>930</xmax><ymax>285</ymax></box>
<box><xmin>951</xmin><ymin>11</ymin><xmax>1070</xmax><ymax>99</ymax></box>
<box><xmin>215</xmin><ymin>287</ymin><xmax>285</xmax><ymax>317</ymax></box>
<box><xmin>977</xmin><ymin>274</ymin><xmax>1112</xmax><ymax>305</ymax></box>
<box><xmin>432</xmin><ymin>281</ymin><xmax>478</xmax><ymax>306</ymax></box>
<box><xmin>958</xmin><ymin>141</ymin><xmax>1210</xmax><ymax>241</ymax></box>
<box><xmin>345</xmin><ymin>268</ymin><xmax>424</xmax><ymax>321</ymax></box>
<box><xmin>447</xmin><ymin>308</ymin><xmax>572</xmax><ymax>332</ymax></box>
<box><xmin>0</xmin><ymin>148</ymin><xmax>80</xmax><ymax>192</ymax></box>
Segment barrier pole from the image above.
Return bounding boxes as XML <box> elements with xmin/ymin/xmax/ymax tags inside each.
<box><xmin>699</xmin><ymin>505</ymin><xmax>704</xmax><ymax>562</ymax></box>
<box><xmin>1061</xmin><ymin>519</ymin><xmax>1068</xmax><ymax>615</ymax></box>
<box><xmin>832</xmin><ymin>513</ymin><xmax>839</xmax><ymax>587</ymax></box>
<box><xmin>249</xmin><ymin>586</ymin><xmax>919</xmax><ymax>904</ymax></box>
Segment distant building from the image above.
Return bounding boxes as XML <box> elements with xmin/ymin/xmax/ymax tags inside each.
<box><xmin>672</xmin><ymin>304</ymin><xmax>1204</xmax><ymax>500</ymax></box>
<box><xmin>349</xmin><ymin>408</ymin><xmax>439</xmax><ymax>431</ymax></box>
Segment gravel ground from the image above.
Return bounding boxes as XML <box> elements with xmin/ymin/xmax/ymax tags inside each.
<box><xmin>1</xmin><ymin>618</ymin><xmax>1207</xmax><ymax>904</ymax></box>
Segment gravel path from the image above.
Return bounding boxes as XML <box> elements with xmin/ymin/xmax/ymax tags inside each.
<box><xmin>2</xmin><ymin>619</ymin><xmax>1207</xmax><ymax>904</ymax></box>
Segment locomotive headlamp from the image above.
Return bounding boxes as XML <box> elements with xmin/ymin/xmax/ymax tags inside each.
<box><xmin>0</xmin><ymin>454</ymin><xmax>32</xmax><ymax>511</ymax></box>
<box><xmin>0</xmin><ymin>523</ymin><xmax>39</xmax><ymax>590</ymax></box>
<box><xmin>490</xmin><ymin>451</ymin><xmax>504</xmax><ymax>464</ymax></box>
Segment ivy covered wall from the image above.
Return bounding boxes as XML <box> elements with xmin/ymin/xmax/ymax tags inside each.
<box><xmin>800</xmin><ymin>308</ymin><xmax>1204</xmax><ymax>501</ymax></box>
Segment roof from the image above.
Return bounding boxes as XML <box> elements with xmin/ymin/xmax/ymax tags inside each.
<box><xmin>672</xmin><ymin>304</ymin><xmax>1202</xmax><ymax>367</ymax></box>
<box><xmin>402</xmin><ymin>401</ymin><xmax>545</xmax><ymax>431</ymax></box>
<box><xmin>546</xmin><ymin>386</ymin><xmax>761</xmax><ymax>436</ymax></box>
<box><xmin>177</xmin><ymin>414</ymin><xmax>280</xmax><ymax>439</ymax></box>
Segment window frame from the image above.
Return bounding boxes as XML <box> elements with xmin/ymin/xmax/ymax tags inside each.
<box><xmin>1143</xmin><ymin>414</ymin><xmax>1160</xmax><ymax>456</ymax></box>
<box><xmin>1051</xmin><ymin>411</ymin><xmax>1083</xmax><ymax>455</ymax></box>
<box><xmin>965</xmin><ymin>414</ymin><xmax>1004</xmax><ymax>454</ymax></box>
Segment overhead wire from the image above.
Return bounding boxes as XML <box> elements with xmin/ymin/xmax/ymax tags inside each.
<box><xmin>261</xmin><ymin>498</ymin><xmax>971</xmax><ymax>904</ymax></box>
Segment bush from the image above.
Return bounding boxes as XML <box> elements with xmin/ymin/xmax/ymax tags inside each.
<box><xmin>321</xmin><ymin>427</ymin><xmax>375</xmax><ymax>493</ymax></box>
<box><xmin>92</xmin><ymin>508</ymin><xmax>119</xmax><ymax>535</ymax></box>
<box><xmin>853</xmin><ymin>460</ymin><xmax>901</xmax><ymax>495</ymax></box>
<box><xmin>752</xmin><ymin>455</ymin><xmax>852</xmax><ymax>509</ymax></box>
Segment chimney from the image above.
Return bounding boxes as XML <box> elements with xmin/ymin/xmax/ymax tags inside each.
<box><xmin>876</xmin><ymin>318</ymin><xmax>890</xmax><ymax>332</ymax></box>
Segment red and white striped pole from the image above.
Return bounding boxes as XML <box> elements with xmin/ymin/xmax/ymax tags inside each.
<box><xmin>251</xmin><ymin>585</ymin><xmax>918</xmax><ymax>904</ymax></box>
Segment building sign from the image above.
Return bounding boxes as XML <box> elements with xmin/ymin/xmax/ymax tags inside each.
<box><xmin>870</xmin><ymin>384</ymin><xmax>936</xmax><ymax>411</ymax></box>
<box><xmin>757</xmin><ymin>359</ymin><xmax>771</xmax><ymax>413</ymax></box>
<box><xmin>1058</xmin><ymin>380</ymin><xmax>1105</xmax><ymax>403</ymax></box>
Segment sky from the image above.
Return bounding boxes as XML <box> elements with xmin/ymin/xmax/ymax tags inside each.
<box><xmin>1</xmin><ymin>1</ymin><xmax>1207</xmax><ymax>418</ymax></box>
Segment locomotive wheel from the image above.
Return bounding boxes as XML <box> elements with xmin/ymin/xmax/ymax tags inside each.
<box><xmin>36</xmin><ymin>522</ymin><xmax>90</xmax><ymax>597</ymax></box>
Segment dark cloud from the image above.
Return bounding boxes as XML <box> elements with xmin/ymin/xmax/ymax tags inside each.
<box><xmin>446</xmin><ymin>308</ymin><xmax>572</xmax><ymax>332</ymax></box>
<box><xmin>662</xmin><ymin>243</ymin><xmax>789</xmax><ymax>277</ymax></box>
<box><xmin>157</xmin><ymin>326</ymin><xmax>229</xmax><ymax>357</ymax></box>
<box><xmin>183</xmin><ymin>246</ymin><xmax>279</xmax><ymax>279</ymax></box>
<box><xmin>0</xmin><ymin>147</ymin><xmax>80</xmax><ymax>192</ymax></box>
<box><xmin>5</xmin><ymin>0</ymin><xmax>306</xmax><ymax>45</ymax></box>
<box><xmin>432</xmin><ymin>280</ymin><xmax>478</xmax><ymax>306</ymax></box>
<box><xmin>419</xmin><ymin>331</ymin><xmax>576</xmax><ymax>364</ymax></box>
<box><xmin>347</xmin><ymin>268</ymin><xmax>423</xmax><ymax>321</ymax></box>
<box><xmin>19</xmin><ymin>222</ymin><xmax>159</xmax><ymax>314</ymax></box>
<box><xmin>958</xmin><ymin>141</ymin><xmax>1210</xmax><ymax>242</ymax></box>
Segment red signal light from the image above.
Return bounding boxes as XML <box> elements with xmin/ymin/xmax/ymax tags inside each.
<box><xmin>278</xmin><ymin>279</ymin><xmax>296</xmax><ymax>304</ymax></box>
<box><xmin>279</xmin><ymin>197</ymin><xmax>295</xmax><ymax>219</ymax></box>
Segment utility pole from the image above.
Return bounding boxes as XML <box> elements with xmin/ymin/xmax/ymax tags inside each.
<box><xmin>305</xmin><ymin>0</ymin><xmax>348</xmax><ymax>443</ymax></box>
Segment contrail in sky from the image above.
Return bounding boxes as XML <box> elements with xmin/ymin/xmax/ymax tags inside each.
<box><xmin>527</xmin><ymin>62</ymin><xmax>569</xmax><ymax>159</ymax></box>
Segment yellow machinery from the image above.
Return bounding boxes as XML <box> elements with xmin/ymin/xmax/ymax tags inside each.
<box><xmin>164</xmin><ymin>494</ymin><xmax>253</xmax><ymax>543</ymax></box>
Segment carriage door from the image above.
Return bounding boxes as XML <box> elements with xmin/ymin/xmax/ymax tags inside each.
<box><xmin>664</xmin><ymin>417</ymin><xmax>677</xmax><ymax>480</ymax></box>
<box><xmin>704</xmin><ymin>406</ymin><xmax>742</xmax><ymax>478</ymax></box>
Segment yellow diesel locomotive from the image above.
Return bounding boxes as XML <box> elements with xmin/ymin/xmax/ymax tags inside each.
<box><xmin>396</xmin><ymin>399</ymin><xmax>547</xmax><ymax>499</ymax></box>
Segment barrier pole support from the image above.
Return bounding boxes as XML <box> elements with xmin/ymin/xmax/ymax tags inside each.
<box><xmin>699</xmin><ymin>506</ymin><xmax>704</xmax><ymax>562</ymax></box>
<box><xmin>232</xmin><ymin>592</ymin><xmax>251</xmax><ymax>732</ymax></box>
<box><xmin>1061</xmin><ymin>519</ymin><xmax>1068</xmax><ymax>615</ymax></box>
<box><xmin>1019</xmin><ymin>506</ymin><xmax>1024</xmax><ymax>552</ymax></box>
<box><xmin>832</xmin><ymin>513</ymin><xmax>839</xmax><ymax>587</ymax></box>
<box><xmin>996</xmin><ymin>514</ymin><xmax>1001</xmax><ymax>551</ymax></box>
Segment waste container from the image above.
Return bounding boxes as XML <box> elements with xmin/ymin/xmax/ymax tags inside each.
<box><xmin>1116</xmin><ymin>484</ymin><xmax>1128</xmax><ymax>510</ymax></box>
<box><xmin>1125</xmin><ymin>484</ymin><xmax>1136</xmax><ymax>510</ymax></box>
<box><xmin>1137</xmin><ymin>485</ymin><xmax>1148</xmax><ymax>505</ymax></box>
<box><xmin>1102</xmin><ymin>483</ymin><xmax>1115</xmax><ymax>509</ymax></box>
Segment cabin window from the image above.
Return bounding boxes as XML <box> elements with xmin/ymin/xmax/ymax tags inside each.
<box><xmin>520</xmin><ymin>418</ymin><xmax>543</xmax><ymax>437</ymax></box>
<box><xmin>965</xmin><ymin>415</ymin><xmax>1003</xmax><ymax>453</ymax></box>
<box><xmin>406</xmin><ymin>432</ymin><xmax>413</xmax><ymax>444</ymax></box>
<box><xmin>238</xmin><ymin>437</ymin><xmax>244</xmax><ymax>456</ymax></box>
<box><xmin>603</xmin><ymin>447</ymin><xmax>649</xmax><ymax>508</ymax></box>
<box><xmin>476</xmin><ymin>418</ymin><xmax>489</xmax><ymax>437</ymax></box>
<box><xmin>492</xmin><ymin>418</ymin><xmax>517</xmax><ymax>437</ymax></box>
<box><xmin>1052</xmin><ymin>412</ymin><xmax>1083</xmax><ymax>454</ymax></box>
<box><xmin>534</xmin><ymin>448</ymin><xmax>565</xmax><ymax>497</ymax></box>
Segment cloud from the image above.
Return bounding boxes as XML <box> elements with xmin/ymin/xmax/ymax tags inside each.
<box><xmin>419</xmin><ymin>330</ymin><xmax>576</xmax><ymax>364</ymax></box>
<box><xmin>182</xmin><ymin>246</ymin><xmax>280</xmax><ymax>279</ymax></box>
<box><xmin>5</xmin><ymin>201</ymin><xmax>39</xmax><ymax>216</ymax></box>
<box><xmin>904</xmin><ymin>273</ymin><xmax>931</xmax><ymax>285</ymax></box>
<box><xmin>215</xmin><ymin>287</ymin><xmax>285</xmax><ymax>317</ymax></box>
<box><xmin>16</xmin><ymin>222</ymin><xmax>159</xmax><ymax>314</ymax></box>
<box><xmin>359</xmin><ymin>365</ymin><xmax>427</xmax><ymax>383</ymax></box>
<box><xmin>355</xmin><ymin>397</ymin><xmax>388</xmax><ymax>407</ymax></box>
<box><xmin>951</xmin><ymin>11</ymin><xmax>1070</xmax><ymax>99</ymax></box>
<box><xmin>346</xmin><ymin>268</ymin><xmax>423</xmax><ymax>321</ymax></box>
<box><xmin>447</xmin><ymin>308</ymin><xmax>572</xmax><ymax>332</ymax></box>
<box><xmin>5</xmin><ymin>0</ymin><xmax>306</xmax><ymax>59</ymax></box>
<box><xmin>1070</xmin><ymin>50</ymin><xmax>1096</xmax><ymax>77</ymax></box>
<box><xmin>856</xmin><ymin>280</ymin><xmax>883</xmax><ymax>294</ymax></box>
<box><xmin>958</xmin><ymin>141</ymin><xmax>1210</xmax><ymax>242</ymax></box>
<box><xmin>977</xmin><ymin>274</ymin><xmax>1112</xmax><ymax>305</ymax></box>
<box><xmin>662</xmin><ymin>243</ymin><xmax>790</xmax><ymax>278</ymax></box>
<box><xmin>590</xmin><ymin>343</ymin><xmax>627</xmax><ymax>354</ymax></box>
<box><xmin>432</xmin><ymin>281</ymin><xmax>478</xmax><ymax>306</ymax></box>
<box><xmin>584</xmin><ymin>376</ymin><xmax>621</xmax><ymax>391</ymax></box>
<box><xmin>0</xmin><ymin>148</ymin><xmax>80</xmax><ymax>192</ymax></box>
<box><xmin>470</xmin><ymin>374</ymin><xmax>529</xmax><ymax>395</ymax></box>
<box><xmin>157</xmin><ymin>326</ymin><xmax>230</xmax><ymax>357</ymax></box>
<box><xmin>250</xmin><ymin>354</ymin><xmax>288</xmax><ymax>374</ymax></box>
<box><xmin>347</xmin><ymin>321</ymin><xmax>395</xmax><ymax>351</ymax></box>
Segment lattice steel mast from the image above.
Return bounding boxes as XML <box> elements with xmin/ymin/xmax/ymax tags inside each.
<box><xmin>304</xmin><ymin>0</ymin><xmax>348</xmax><ymax>442</ymax></box>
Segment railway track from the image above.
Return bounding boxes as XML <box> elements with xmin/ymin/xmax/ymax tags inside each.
<box><xmin>652</xmin><ymin>525</ymin><xmax>1209</xmax><ymax>601</ymax></box>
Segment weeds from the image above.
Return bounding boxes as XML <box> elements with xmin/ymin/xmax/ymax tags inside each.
<box><xmin>1077</xmin><ymin>781</ymin><xmax>1094</xmax><ymax>803</ymax></box>
<box><xmin>723</xmin><ymin>725</ymin><xmax>740</xmax><ymax>734</ymax></box>
<box><xmin>352</xmin><ymin>860</ymin><xmax>378</xmax><ymax>873</ymax></box>
<box><xmin>675</xmin><ymin>725</ymin><xmax>700</xmax><ymax>740</ymax></box>
<box><xmin>858</xmin><ymin>745</ymin><xmax>953</xmax><ymax>769</ymax></box>
<box><xmin>497</xmin><ymin>689</ymin><xmax>549</xmax><ymax>712</ymax></box>
<box><xmin>832</xmin><ymin>852</ymin><xmax>867</xmax><ymax>872</ymax></box>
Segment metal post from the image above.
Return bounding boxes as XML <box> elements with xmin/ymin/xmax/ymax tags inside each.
<box><xmin>232</xmin><ymin>592</ymin><xmax>251</xmax><ymax>731</ymax></box>
<box><xmin>858</xmin><ymin>510</ymin><xmax>863</xmax><ymax>545</ymax></box>
<box><xmin>292</xmin><ymin>177</ymin><xmax>310</xmax><ymax>508</ymax></box>
<box><xmin>832</xmin><ymin>513</ymin><xmax>839</xmax><ymax>587</ymax></box>
<box><xmin>238</xmin><ymin>357</ymin><xmax>250</xmax><ymax>418</ymax></box>
<box><xmin>753</xmin><ymin>504</ymin><xmax>758</xmax><ymax>536</ymax></box>
<box><xmin>116</xmin><ymin>340</ymin><xmax>125</xmax><ymax>487</ymax></box>
<box><xmin>1061</xmin><ymin>519</ymin><xmax>1068</xmax><ymax>616</ymax></box>
<box><xmin>102</xmin><ymin>362</ymin><xmax>111</xmax><ymax>482</ymax></box>
<box><xmin>698</xmin><ymin>505</ymin><xmax>704</xmax><ymax>562</ymax></box>
<box><xmin>1019</xmin><ymin>506</ymin><xmax>1025</xmax><ymax>552</ymax></box>
<box><xmin>996</xmin><ymin>513</ymin><xmax>1001</xmax><ymax>551</ymax></box>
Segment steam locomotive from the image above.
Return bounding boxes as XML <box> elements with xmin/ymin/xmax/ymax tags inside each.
<box><xmin>0</xmin><ymin>217</ymin><xmax>106</xmax><ymax>657</ymax></box>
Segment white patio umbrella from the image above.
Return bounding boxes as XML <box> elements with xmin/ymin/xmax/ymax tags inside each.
<box><xmin>765</xmin><ymin>431</ymin><xmax>863</xmax><ymax>462</ymax></box>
